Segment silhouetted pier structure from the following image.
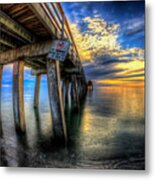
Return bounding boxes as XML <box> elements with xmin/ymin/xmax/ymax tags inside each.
<box><xmin>0</xmin><ymin>3</ymin><xmax>87</xmax><ymax>141</ymax></box>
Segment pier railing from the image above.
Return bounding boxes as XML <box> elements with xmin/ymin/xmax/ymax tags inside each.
<box><xmin>39</xmin><ymin>3</ymin><xmax>81</xmax><ymax>66</ymax></box>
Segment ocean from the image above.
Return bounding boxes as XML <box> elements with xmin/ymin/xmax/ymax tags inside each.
<box><xmin>0</xmin><ymin>70</ymin><xmax>145</xmax><ymax>169</ymax></box>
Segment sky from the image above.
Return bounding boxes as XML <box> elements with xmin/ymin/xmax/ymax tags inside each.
<box><xmin>62</xmin><ymin>0</ymin><xmax>145</xmax><ymax>87</ymax></box>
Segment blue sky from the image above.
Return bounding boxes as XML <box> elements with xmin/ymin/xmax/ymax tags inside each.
<box><xmin>62</xmin><ymin>1</ymin><xmax>145</xmax><ymax>49</ymax></box>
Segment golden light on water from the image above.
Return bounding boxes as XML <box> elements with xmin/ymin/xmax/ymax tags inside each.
<box><xmin>78</xmin><ymin>86</ymin><xmax>144</xmax><ymax>160</ymax></box>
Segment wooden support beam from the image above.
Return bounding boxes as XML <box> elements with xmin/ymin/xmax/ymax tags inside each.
<box><xmin>56</xmin><ymin>3</ymin><xmax>80</xmax><ymax>59</ymax></box>
<box><xmin>0</xmin><ymin>36</ymin><xmax>16</xmax><ymax>48</ymax></box>
<box><xmin>31</xmin><ymin>67</ymin><xmax>82</xmax><ymax>76</ymax></box>
<box><xmin>61</xmin><ymin>78</ymin><xmax>69</xmax><ymax>108</ymax></box>
<box><xmin>25</xmin><ymin>62</ymin><xmax>40</xmax><ymax>70</ymax></box>
<box><xmin>0</xmin><ymin>40</ymin><xmax>52</xmax><ymax>65</ymax></box>
<box><xmin>1</xmin><ymin>26</ymin><xmax>27</xmax><ymax>44</ymax></box>
<box><xmin>25</xmin><ymin>60</ymin><xmax>43</xmax><ymax>69</ymax></box>
<box><xmin>31</xmin><ymin>69</ymin><xmax>46</xmax><ymax>75</ymax></box>
<box><xmin>64</xmin><ymin>79</ymin><xmax>69</xmax><ymax>105</ymax></box>
<box><xmin>34</xmin><ymin>75</ymin><xmax>41</xmax><ymax>109</ymax></box>
<box><xmin>0</xmin><ymin>40</ymin><xmax>76</xmax><ymax>66</ymax></box>
<box><xmin>71</xmin><ymin>75</ymin><xmax>80</xmax><ymax>111</ymax></box>
<box><xmin>36</xmin><ymin>58</ymin><xmax>46</xmax><ymax>65</ymax></box>
<box><xmin>12</xmin><ymin>60</ymin><xmax>26</xmax><ymax>133</ymax></box>
<box><xmin>0</xmin><ymin>65</ymin><xmax>3</xmax><ymax>137</ymax></box>
<box><xmin>0</xmin><ymin>10</ymin><xmax>35</xmax><ymax>43</ymax></box>
<box><xmin>46</xmin><ymin>60</ymin><xmax>67</xmax><ymax>141</ymax></box>
<box><xmin>0</xmin><ymin>43</ymin><xmax>9</xmax><ymax>52</ymax></box>
<box><xmin>29</xmin><ymin>3</ymin><xmax>59</xmax><ymax>38</ymax></box>
<box><xmin>77</xmin><ymin>79</ymin><xmax>82</xmax><ymax>98</ymax></box>
<box><xmin>80</xmin><ymin>79</ymin><xmax>87</xmax><ymax>99</ymax></box>
<box><xmin>61</xmin><ymin>80</ymin><xmax>65</xmax><ymax>107</ymax></box>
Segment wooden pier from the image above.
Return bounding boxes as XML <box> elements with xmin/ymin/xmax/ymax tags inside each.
<box><xmin>0</xmin><ymin>3</ymin><xmax>87</xmax><ymax>141</ymax></box>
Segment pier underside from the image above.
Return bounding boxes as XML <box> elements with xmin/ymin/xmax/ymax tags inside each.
<box><xmin>0</xmin><ymin>3</ymin><xmax>87</xmax><ymax>141</ymax></box>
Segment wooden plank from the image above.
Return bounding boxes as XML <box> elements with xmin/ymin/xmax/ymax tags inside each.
<box><xmin>29</xmin><ymin>3</ymin><xmax>59</xmax><ymax>38</ymax></box>
<box><xmin>11</xmin><ymin>7</ymin><xmax>29</xmax><ymax>19</ymax></box>
<box><xmin>12</xmin><ymin>60</ymin><xmax>26</xmax><ymax>133</ymax></box>
<box><xmin>31</xmin><ymin>69</ymin><xmax>46</xmax><ymax>75</ymax></box>
<box><xmin>46</xmin><ymin>60</ymin><xmax>67</xmax><ymax>141</ymax></box>
<box><xmin>0</xmin><ymin>65</ymin><xmax>3</xmax><ymax>137</ymax></box>
<box><xmin>47</xmin><ymin>3</ymin><xmax>68</xmax><ymax>39</ymax></box>
<box><xmin>25</xmin><ymin>60</ymin><xmax>43</xmax><ymax>69</ymax></box>
<box><xmin>6</xmin><ymin>4</ymin><xmax>27</xmax><ymax>15</ymax></box>
<box><xmin>0</xmin><ymin>10</ymin><xmax>35</xmax><ymax>43</ymax></box>
<box><xmin>1</xmin><ymin>26</ymin><xmax>27</xmax><ymax>44</ymax></box>
<box><xmin>0</xmin><ymin>40</ymin><xmax>52</xmax><ymax>65</ymax></box>
<box><xmin>0</xmin><ymin>36</ymin><xmax>16</xmax><ymax>48</ymax></box>
<box><xmin>51</xmin><ymin>3</ymin><xmax>62</xmax><ymax>28</ymax></box>
<box><xmin>43</xmin><ymin>4</ymin><xmax>61</xmax><ymax>36</ymax></box>
<box><xmin>34</xmin><ymin>75</ymin><xmax>41</xmax><ymax>109</ymax></box>
<box><xmin>52</xmin><ymin>3</ymin><xmax>70</xmax><ymax>39</ymax></box>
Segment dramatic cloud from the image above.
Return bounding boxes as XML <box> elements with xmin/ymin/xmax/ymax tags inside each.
<box><xmin>70</xmin><ymin>17</ymin><xmax>120</xmax><ymax>61</ymax></box>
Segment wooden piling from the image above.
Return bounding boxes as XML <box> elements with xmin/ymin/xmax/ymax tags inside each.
<box><xmin>77</xmin><ymin>78</ymin><xmax>82</xmax><ymax>99</ymax></box>
<box><xmin>13</xmin><ymin>61</ymin><xmax>26</xmax><ymax>133</ymax></box>
<box><xmin>71</xmin><ymin>75</ymin><xmax>80</xmax><ymax>111</ymax></box>
<box><xmin>64</xmin><ymin>79</ymin><xmax>69</xmax><ymax>105</ymax></box>
<box><xmin>62</xmin><ymin>78</ymin><xmax>69</xmax><ymax>107</ymax></box>
<box><xmin>34</xmin><ymin>74</ymin><xmax>41</xmax><ymax>109</ymax></box>
<box><xmin>61</xmin><ymin>79</ymin><xmax>65</xmax><ymax>107</ymax></box>
<box><xmin>46</xmin><ymin>60</ymin><xmax>67</xmax><ymax>141</ymax></box>
<box><xmin>0</xmin><ymin>65</ymin><xmax>3</xmax><ymax>137</ymax></box>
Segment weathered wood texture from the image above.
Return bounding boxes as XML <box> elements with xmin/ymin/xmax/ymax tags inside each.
<box><xmin>0</xmin><ymin>35</ymin><xmax>16</xmax><ymax>48</ymax></box>
<box><xmin>0</xmin><ymin>65</ymin><xmax>3</xmax><ymax>137</ymax></box>
<box><xmin>13</xmin><ymin>61</ymin><xmax>26</xmax><ymax>133</ymax></box>
<box><xmin>46</xmin><ymin>60</ymin><xmax>67</xmax><ymax>141</ymax></box>
<box><xmin>29</xmin><ymin>3</ymin><xmax>58</xmax><ymax>38</ymax></box>
<box><xmin>61</xmin><ymin>80</ymin><xmax>65</xmax><ymax>107</ymax></box>
<box><xmin>0</xmin><ymin>10</ymin><xmax>35</xmax><ymax>43</ymax></box>
<box><xmin>34</xmin><ymin>75</ymin><xmax>41</xmax><ymax>109</ymax></box>
<box><xmin>56</xmin><ymin>3</ymin><xmax>80</xmax><ymax>59</ymax></box>
<box><xmin>0</xmin><ymin>40</ymin><xmax>52</xmax><ymax>65</ymax></box>
<box><xmin>0</xmin><ymin>3</ymin><xmax>84</xmax><ymax>65</ymax></box>
<box><xmin>0</xmin><ymin>3</ymin><xmax>86</xmax><ymax>84</ymax></box>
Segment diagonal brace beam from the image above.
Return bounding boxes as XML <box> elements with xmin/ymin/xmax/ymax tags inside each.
<box><xmin>0</xmin><ymin>10</ymin><xmax>35</xmax><ymax>43</ymax></box>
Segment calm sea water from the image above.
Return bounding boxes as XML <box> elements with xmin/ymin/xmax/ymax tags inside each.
<box><xmin>0</xmin><ymin>71</ymin><xmax>145</xmax><ymax>169</ymax></box>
